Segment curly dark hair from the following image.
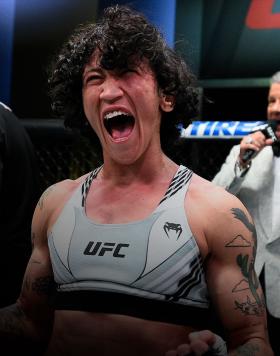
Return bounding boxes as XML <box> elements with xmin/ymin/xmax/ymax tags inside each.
<box><xmin>48</xmin><ymin>5</ymin><xmax>198</xmax><ymax>157</ymax></box>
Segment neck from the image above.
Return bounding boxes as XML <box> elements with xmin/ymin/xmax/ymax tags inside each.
<box><xmin>100</xmin><ymin>154</ymin><xmax>177</xmax><ymax>186</ymax></box>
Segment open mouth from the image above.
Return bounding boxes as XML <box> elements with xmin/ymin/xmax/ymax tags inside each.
<box><xmin>104</xmin><ymin>111</ymin><xmax>135</xmax><ymax>140</ymax></box>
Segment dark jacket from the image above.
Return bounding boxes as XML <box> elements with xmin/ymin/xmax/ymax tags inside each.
<box><xmin>0</xmin><ymin>103</ymin><xmax>40</xmax><ymax>306</ymax></box>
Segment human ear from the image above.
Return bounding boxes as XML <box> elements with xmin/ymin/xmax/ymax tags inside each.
<box><xmin>160</xmin><ymin>93</ymin><xmax>175</xmax><ymax>112</ymax></box>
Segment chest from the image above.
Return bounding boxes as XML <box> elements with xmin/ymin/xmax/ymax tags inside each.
<box><xmin>85</xmin><ymin>181</ymin><xmax>170</xmax><ymax>224</ymax></box>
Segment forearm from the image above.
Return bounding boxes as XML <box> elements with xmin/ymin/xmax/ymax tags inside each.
<box><xmin>212</xmin><ymin>145</ymin><xmax>247</xmax><ymax>195</ymax></box>
<box><xmin>213</xmin><ymin>160</ymin><xmax>248</xmax><ymax>195</ymax></box>
<box><xmin>0</xmin><ymin>303</ymin><xmax>49</xmax><ymax>354</ymax></box>
<box><xmin>229</xmin><ymin>338</ymin><xmax>273</xmax><ymax>356</ymax></box>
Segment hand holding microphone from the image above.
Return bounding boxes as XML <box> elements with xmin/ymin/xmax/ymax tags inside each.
<box><xmin>240</xmin><ymin>120</ymin><xmax>278</xmax><ymax>164</ymax></box>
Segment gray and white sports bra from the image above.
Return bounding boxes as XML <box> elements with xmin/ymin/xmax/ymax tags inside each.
<box><xmin>48</xmin><ymin>165</ymin><xmax>211</xmax><ymax>326</ymax></box>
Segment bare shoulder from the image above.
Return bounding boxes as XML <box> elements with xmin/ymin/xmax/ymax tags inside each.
<box><xmin>37</xmin><ymin>173</ymin><xmax>89</xmax><ymax>212</ymax></box>
<box><xmin>186</xmin><ymin>173</ymin><xmax>252</xmax><ymax>254</ymax></box>
<box><xmin>188</xmin><ymin>173</ymin><xmax>245</xmax><ymax>213</ymax></box>
<box><xmin>32</xmin><ymin>173</ymin><xmax>90</xmax><ymax>237</ymax></box>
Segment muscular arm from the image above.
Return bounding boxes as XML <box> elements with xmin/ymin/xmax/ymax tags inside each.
<box><xmin>0</xmin><ymin>187</ymin><xmax>56</xmax><ymax>354</ymax></box>
<box><xmin>204</xmin><ymin>190</ymin><xmax>272</xmax><ymax>355</ymax></box>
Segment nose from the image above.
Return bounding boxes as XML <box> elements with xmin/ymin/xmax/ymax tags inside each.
<box><xmin>100</xmin><ymin>76</ymin><xmax>123</xmax><ymax>102</ymax></box>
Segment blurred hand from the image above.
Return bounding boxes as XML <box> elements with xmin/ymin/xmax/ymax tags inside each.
<box><xmin>239</xmin><ymin>131</ymin><xmax>274</xmax><ymax>165</ymax></box>
<box><xmin>165</xmin><ymin>330</ymin><xmax>227</xmax><ymax>356</ymax></box>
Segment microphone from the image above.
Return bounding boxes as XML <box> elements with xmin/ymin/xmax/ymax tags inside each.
<box><xmin>242</xmin><ymin>120</ymin><xmax>278</xmax><ymax>163</ymax></box>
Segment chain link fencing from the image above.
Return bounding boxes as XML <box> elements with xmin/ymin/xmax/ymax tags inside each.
<box><xmin>23</xmin><ymin>119</ymin><xmax>239</xmax><ymax>194</ymax></box>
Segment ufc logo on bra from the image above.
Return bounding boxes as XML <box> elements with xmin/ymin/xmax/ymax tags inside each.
<box><xmin>83</xmin><ymin>241</ymin><xmax>130</xmax><ymax>258</ymax></box>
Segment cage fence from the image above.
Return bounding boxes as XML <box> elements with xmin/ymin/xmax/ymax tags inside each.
<box><xmin>23</xmin><ymin>119</ymin><xmax>238</xmax><ymax>194</ymax></box>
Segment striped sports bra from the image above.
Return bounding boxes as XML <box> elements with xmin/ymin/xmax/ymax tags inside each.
<box><xmin>48</xmin><ymin>165</ymin><xmax>210</xmax><ymax>326</ymax></box>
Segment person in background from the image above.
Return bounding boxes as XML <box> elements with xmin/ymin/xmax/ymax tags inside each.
<box><xmin>213</xmin><ymin>71</ymin><xmax>280</xmax><ymax>354</ymax></box>
<box><xmin>0</xmin><ymin>102</ymin><xmax>40</xmax><ymax>307</ymax></box>
<box><xmin>0</xmin><ymin>6</ymin><xmax>272</xmax><ymax>356</ymax></box>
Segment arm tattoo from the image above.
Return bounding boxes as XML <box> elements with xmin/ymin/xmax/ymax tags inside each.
<box><xmin>37</xmin><ymin>185</ymin><xmax>55</xmax><ymax>210</ymax></box>
<box><xmin>0</xmin><ymin>304</ymin><xmax>27</xmax><ymax>336</ymax></box>
<box><xmin>22</xmin><ymin>275</ymin><xmax>55</xmax><ymax>297</ymax></box>
<box><xmin>226</xmin><ymin>208</ymin><xmax>265</xmax><ymax>316</ymax></box>
<box><xmin>32</xmin><ymin>276</ymin><xmax>55</xmax><ymax>296</ymax></box>
<box><xmin>226</xmin><ymin>234</ymin><xmax>251</xmax><ymax>248</ymax></box>
<box><xmin>231</xmin><ymin>208</ymin><xmax>257</xmax><ymax>248</ymax></box>
<box><xmin>235</xmin><ymin>343</ymin><xmax>260</xmax><ymax>355</ymax></box>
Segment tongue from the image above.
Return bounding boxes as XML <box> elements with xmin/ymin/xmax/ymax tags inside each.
<box><xmin>111</xmin><ymin>123</ymin><xmax>133</xmax><ymax>139</ymax></box>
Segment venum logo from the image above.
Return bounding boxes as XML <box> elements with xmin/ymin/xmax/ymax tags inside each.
<box><xmin>83</xmin><ymin>241</ymin><xmax>129</xmax><ymax>258</ymax></box>
<box><xmin>163</xmin><ymin>222</ymin><xmax>182</xmax><ymax>240</ymax></box>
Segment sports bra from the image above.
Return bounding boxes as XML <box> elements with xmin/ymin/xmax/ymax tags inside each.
<box><xmin>48</xmin><ymin>165</ymin><xmax>211</xmax><ymax>327</ymax></box>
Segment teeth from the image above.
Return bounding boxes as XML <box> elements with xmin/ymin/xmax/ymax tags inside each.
<box><xmin>104</xmin><ymin>111</ymin><xmax>129</xmax><ymax>120</ymax></box>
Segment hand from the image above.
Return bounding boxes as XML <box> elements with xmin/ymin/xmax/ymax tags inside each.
<box><xmin>239</xmin><ymin>131</ymin><xmax>273</xmax><ymax>165</ymax></box>
<box><xmin>165</xmin><ymin>330</ymin><xmax>227</xmax><ymax>356</ymax></box>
